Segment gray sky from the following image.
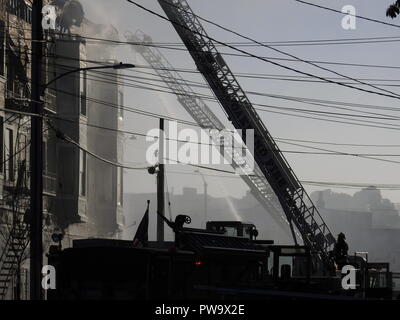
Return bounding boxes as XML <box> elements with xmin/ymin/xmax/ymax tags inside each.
<box><xmin>80</xmin><ymin>0</ymin><xmax>400</xmax><ymax>211</ymax></box>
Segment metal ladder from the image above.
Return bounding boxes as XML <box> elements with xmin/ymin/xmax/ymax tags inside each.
<box><xmin>157</xmin><ymin>0</ymin><xmax>336</xmax><ymax>267</ymax></box>
<box><xmin>126</xmin><ymin>30</ymin><xmax>299</xmax><ymax>239</ymax></box>
<box><xmin>0</xmin><ymin>160</ymin><xmax>30</xmax><ymax>299</ymax></box>
<box><xmin>0</xmin><ymin>223</ymin><xmax>29</xmax><ymax>300</ymax></box>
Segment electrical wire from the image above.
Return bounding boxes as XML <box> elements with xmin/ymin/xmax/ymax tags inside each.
<box><xmin>295</xmin><ymin>0</ymin><xmax>400</xmax><ymax>29</ymax></box>
<box><xmin>157</xmin><ymin>0</ymin><xmax>400</xmax><ymax>99</ymax></box>
<box><xmin>48</xmin><ymin>121</ymin><xmax>149</xmax><ymax>170</ymax></box>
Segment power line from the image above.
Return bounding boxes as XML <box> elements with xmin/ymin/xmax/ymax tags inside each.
<box><xmin>167</xmin><ymin>169</ymin><xmax>400</xmax><ymax>189</ymax></box>
<box><xmin>280</xmin><ymin>151</ymin><xmax>400</xmax><ymax>157</ymax></box>
<box><xmin>21</xmin><ymin>41</ymin><xmax>400</xmax><ymax>127</ymax></box>
<box><xmin>64</xmin><ymin>63</ymin><xmax>400</xmax><ymax>120</ymax></box>
<box><xmin>8</xmin><ymin>68</ymin><xmax>400</xmax><ymax>164</ymax></box>
<box><xmin>157</xmin><ymin>0</ymin><xmax>400</xmax><ymax>99</ymax></box>
<box><xmin>38</xmin><ymin>69</ymin><xmax>400</xmax><ymax>132</ymax></box>
<box><xmin>275</xmin><ymin>137</ymin><xmax>400</xmax><ymax>148</ymax></box>
<box><xmin>53</xmin><ymin>63</ymin><xmax>400</xmax><ymax>124</ymax></box>
<box><xmin>302</xmin><ymin>180</ymin><xmax>400</xmax><ymax>190</ymax></box>
<box><xmin>13</xmin><ymin>55</ymin><xmax>400</xmax><ymax>123</ymax></box>
<box><xmin>277</xmin><ymin>140</ymin><xmax>400</xmax><ymax>165</ymax></box>
<box><xmin>39</xmin><ymin>49</ymin><xmax>400</xmax><ymax>112</ymax></box>
<box><xmin>8</xmin><ymin>22</ymin><xmax>400</xmax><ymax>46</ymax></box>
<box><xmin>80</xmin><ymin>72</ymin><xmax>400</xmax><ymax>129</ymax></box>
<box><xmin>48</xmin><ymin>122</ymin><xmax>149</xmax><ymax>170</ymax></box>
<box><xmin>295</xmin><ymin>0</ymin><xmax>400</xmax><ymax>29</ymax></box>
<box><xmin>8</xmin><ymin>101</ymin><xmax>399</xmax><ymax>156</ymax></box>
<box><xmin>5</xmin><ymin>104</ymin><xmax>400</xmax><ymax>169</ymax></box>
<box><xmin>47</xmin><ymin>50</ymin><xmax>400</xmax><ymax>86</ymax></box>
<box><xmin>8</xmin><ymin>55</ymin><xmax>398</xmax><ymax>136</ymax></box>
<box><xmin>81</xmin><ymin>70</ymin><xmax>400</xmax><ymax>122</ymax></box>
<box><xmin>49</xmin><ymin>61</ymin><xmax>400</xmax><ymax>131</ymax></box>
<box><xmin>8</xmin><ymin>23</ymin><xmax>400</xmax><ymax>71</ymax></box>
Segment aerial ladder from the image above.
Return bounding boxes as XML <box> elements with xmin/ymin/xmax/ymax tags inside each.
<box><xmin>157</xmin><ymin>0</ymin><xmax>336</xmax><ymax>267</ymax></box>
<box><xmin>125</xmin><ymin>30</ymin><xmax>301</xmax><ymax>242</ymax></box>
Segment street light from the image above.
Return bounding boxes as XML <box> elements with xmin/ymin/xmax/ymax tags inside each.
<box><xmin>30</xmin><ymin>61</ymin><xmax>135</xmax><ymax>300</ymax></box>
<box><xmin>42</xmin><ymin>62</ymin><xmax>135</xmax><ymax>92</ymax></box>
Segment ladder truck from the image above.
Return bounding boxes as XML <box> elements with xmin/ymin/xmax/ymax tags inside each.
<box><xmin>157</xmin><ymin>0</ymin><xmax>336</xmax><ymax>269</ymax></box>
<box><xmin>125</xmin><ymin>29</ymin><xmax>302</xmax><ymax>243</ymax></box>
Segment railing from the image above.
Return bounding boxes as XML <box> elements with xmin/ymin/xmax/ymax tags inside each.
<box><xmin>5</xmin><ymin>80</ymin><xmax>30</xmax><ymax>111</ymax></box>
<box><xmin>3</xmin><ymin>168</ymin><xmax>56</xmax><ymax>196</ymax></box>
<box><xmin>43</xmin><ymin>90</ymin><xmax>57</xmax><ymax>114</ymax></box>
<box><xmin>392</xmin><ymin>272</ymin><xmax>400</xmax><ymax>299</ymax></box>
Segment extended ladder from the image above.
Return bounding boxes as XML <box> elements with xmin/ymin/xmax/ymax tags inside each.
<box><xmin>157</xmin><ymin>0</ymin><xmax>336</xmax><ymax>265</ymax></box>
<box><xmin>126</xmin><ymin>30</ymin><xmax>300</xmax><ymax>240</ymax></box>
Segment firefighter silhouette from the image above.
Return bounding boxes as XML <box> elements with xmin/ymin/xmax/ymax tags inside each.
<box><xmin>333</xmin><ymin>232</ymin><xmax>349</xmax><ymax>269</ymax></box>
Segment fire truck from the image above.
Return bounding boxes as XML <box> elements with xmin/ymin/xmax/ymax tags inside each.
<box><xmin>48</xmin><ymin>0</ymin><xmax>394</xmax><ymax>300</ymax></box>
<box><xmin>47</xmin><ymin>216</ymin><xmax>393</xmax><ymax>300</ymax></box>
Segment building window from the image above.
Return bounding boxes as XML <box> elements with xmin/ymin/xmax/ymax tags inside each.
<box><xmin>18</xmin><ymin>133</ymin><xmax>27</xmax><ymax>164</ymax></box>
<box><xmin>9</xmin><ymin>0</ymin><xmax>31</xmax><ymax>23</ymax></box>
<box><xmin>80</xmin><ymin>70</ymin><xmax>87</xmax><ymax>116</ymax></box>
<box><xmin>117</xmin><ymin>167</ymin><xmax>123</xmax><ymax>206</ymax></box>
<box><xmin>79</xmin><ymin>150</ymin><xmax>86</xmax><ymax>196</ymax></box>
<box><xmin>118</xmin><ymin>91</ymin><xmax>124</xmax><ymax>119</ymax></box>
<box><xmin>58</xmin><ymin>145</ymin><xmax>74</xmax><ymax>195</ymax></box>
<box><xmin>5</xmin><ymin>128</ymin><xmax>14</xmax><ymax>181</ymax></box>
<box><xmin>18</xmin><ymin>133</ymin><xmax>27</xmax><ymax>184</ymax></box>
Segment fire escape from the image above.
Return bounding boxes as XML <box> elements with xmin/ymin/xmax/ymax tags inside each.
<box><xmin>0</xmin><ymin>0</ymin><xmax>55</xmax><ymax>299</ymax></box>
<box><xmin>0</xmin><ymin>2</ymin><xmax>31</xmax><ymax>299</ymax></box>
<box><xmin>157</xmin><ymin>0</ymin><xmax>336</xmax><ymax>268</ymax></box>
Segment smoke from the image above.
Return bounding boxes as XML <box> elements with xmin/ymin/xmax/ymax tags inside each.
<box><xmin>57</xmin><ymin>0</ymin><xmax>122</xmax><ymax>61</ymax></box>
<box><xmin>79</xmin><ymin>0</ymin><xmax>119</xmax><ymax>27</ymax></box>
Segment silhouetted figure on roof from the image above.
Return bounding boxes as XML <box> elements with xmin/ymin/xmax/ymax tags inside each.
<box><xmin>333</xmin><ymin>232</ymin><xmax>349</xmax><ymax>269</ymax></box>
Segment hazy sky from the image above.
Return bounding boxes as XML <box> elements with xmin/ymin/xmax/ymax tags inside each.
<box><xmin>80</xmin><ymin>0</ymin><xmax>400</xmax><ymax>211</ymax></box>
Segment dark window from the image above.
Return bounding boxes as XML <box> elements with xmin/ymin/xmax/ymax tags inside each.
<box><xmin>117</xmin><ymin>167</ymin><xmax>123</xmax><ymax>206</ymax></box>
<box><xmin>79</xmin><ymin>150</ymin><xmax>86</xmax><ymax>196</ymax></box>
<box><xmin>80</xmin><ymin>70</ymin><xmax>87</xmax><ymax>116</ymax></box>
<box><xmin>5</xmin><ymin>128</ymin><xmax>14</xmax><ymax>181</ymax></box>
<box><xmin>18</xmin><ymin>133</ymin><xmax>27</xmax><ymax>162</ymax></box>
<box><xmin>9</xmin><ymin>0</ymin><xmax>31</xmax><ymax>22</ymax></box>
<box><xmin>0</xmin><ymin>20</ymin><xmax>4</xmax><ymax>76</ymax></box>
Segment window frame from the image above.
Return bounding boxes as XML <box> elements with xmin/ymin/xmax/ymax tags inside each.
<box><xmin>79</xmin><ymin>149</ymin><xmax>87</xmax><ymax>196</ymax></box>
<box><xmin>5</xmin><ymin>128</ymin><xmax>14</xmax><ymax>182</ymax></box>
<box><xmin>79</xmin><ymin>70</ymin><xmax>87</xmax><ymax>116</ymax></box>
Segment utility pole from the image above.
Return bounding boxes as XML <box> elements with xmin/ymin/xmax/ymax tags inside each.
<box><xmin>157</xmin><ymin>118</ymin><xmax>165</xmax><ymax>243</ymax></box>
<box><xmin>195</xmin><ymin>170</ymin><xmax>207</xmax><ymax>228</ymax></box>
<box><xmin>30</xmin><ymin>0</ymin><xmax>43</xmax><ymax>300</ymax></box>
